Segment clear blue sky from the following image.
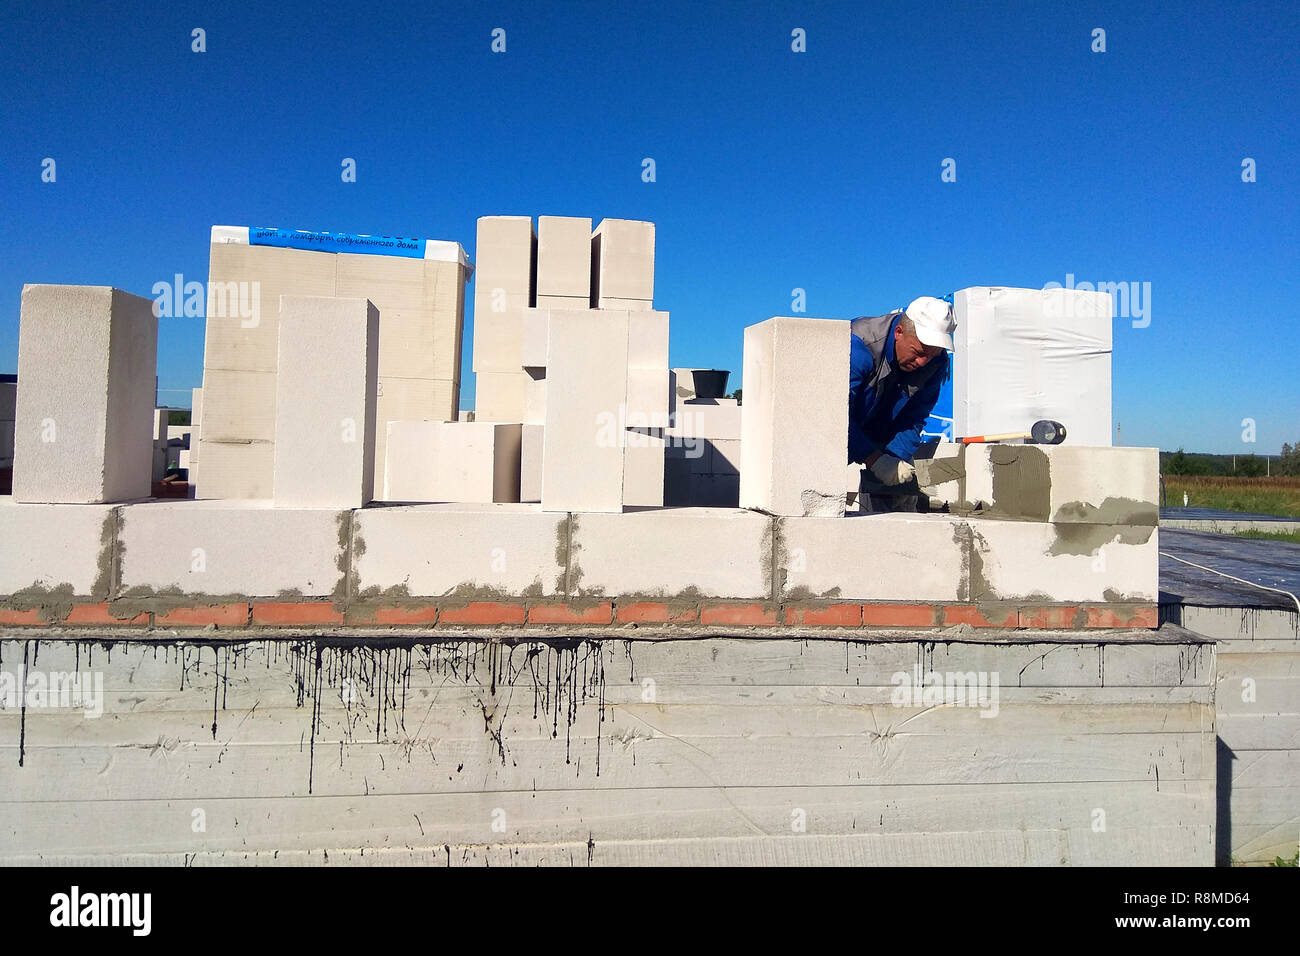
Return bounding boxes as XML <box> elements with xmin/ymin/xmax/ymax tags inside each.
<box><xmin>2</xmin><ymin>0</ymin><xmax>1296</xmax><ymax>454</ymax></box>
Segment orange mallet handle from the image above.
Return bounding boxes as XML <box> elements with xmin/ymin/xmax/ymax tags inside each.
<box><xmin>959</xmin><ymin>431</ymin><xmax>1031</xmax><ymax>444</ymax></box>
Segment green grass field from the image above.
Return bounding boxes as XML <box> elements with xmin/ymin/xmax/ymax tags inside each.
<box><xmin>1233</xmin><ymin>529</ymin><xmax>1300</xmax><ymax>544</ymax></box>
<box><xmin>1162</xmin><ymin>476</ymin><xmax>1300</xmax><ymax>518</ymax></box>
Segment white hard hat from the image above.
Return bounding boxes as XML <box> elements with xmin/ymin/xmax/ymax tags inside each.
<box><xmin>905</xmin><ymin>296</ymin><xmax>956</xmax><ymax>351</ymax></box>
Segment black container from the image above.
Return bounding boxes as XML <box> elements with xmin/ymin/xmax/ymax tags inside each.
<box><xmin>691</xmin><ymin>369</ymin><xmax>730</xmax><ymax>399</ymax></box>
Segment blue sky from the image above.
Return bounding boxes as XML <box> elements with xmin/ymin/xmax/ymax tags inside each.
<box><xmin>1</xmin><ymin>0</ymin><xmax>1296</xmax><ymax>454</ymax></box>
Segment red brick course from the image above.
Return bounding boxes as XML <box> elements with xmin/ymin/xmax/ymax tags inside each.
<box><xmin>437</xmin><ymin>602</ymin><xmax>527</xmax><ymax>625</ymax></box>
<box><xmin>251</xmin><ymin>602</ymin><xmax>345</xmax><ymax>626</ymax></box>
<box><xmin>1086</xmin><ymin>604</ymin><xmax>1159</xmax><ymax>628</ymax></box>
<box><xmin>0</xmin><ymin>607</ymin><xmax>46</xmax><ymax>626</ymax></box>
<box><xmin>784</xmin><ymin>603</ymin><xmax>863</xmax><ymax>627</ymax></box>
<box><xmin>700</xmin><ymin>603</ymin><xmax>781</xmax><ymax>626</ymax></box>
<box><xmin>0</xmin><ymin>598</ymin><xmax>1163</xmax><ymax>632</ymax></box>
<box><xmin>942</xmin><ymin>604</ymin><xmax>1019</xmax><ymax>627</ymax></box>
<box><xmin>365</xmin><ymin>605</ymin><xmax>440</xmax><ymax>625</ymax></box>
<box><xmin>155</xmin><ymin>604</ymin><xmax>250</xmax><ymax>627</ymax></box>
<box><xmin>861</xmin><ymin>604</ymin><xmax>936</xmax><ymax>627</ymax></box>
<box><xmin>615</xmin><ymin>601</ymin><xmax>700</xmax><ymax>624</ymax></box>
<box><xmin>1018</xmin><ymin>606</ymin><xmax>1082</xmax><ymax>629</ymax></box>
<box><xmin>63</xmin><ymin>603</ymin><xmax>150</xmax><ymax>626</ymax></box>
<box><xmin>528</xmin><ymin>602</ymin><xmax>614</xmax><ymax>625</ymax></box>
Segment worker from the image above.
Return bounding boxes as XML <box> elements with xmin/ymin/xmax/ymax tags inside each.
<box><xmin>848</xmin><ymin>296</ymin><xmax>956</xmax><ymax>511</ymax></box>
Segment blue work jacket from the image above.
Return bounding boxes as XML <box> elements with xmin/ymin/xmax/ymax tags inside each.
<box><xmin>848</xmin><ymin>314</ymin><xmax>949</xmax><ymax>464</ymax></box>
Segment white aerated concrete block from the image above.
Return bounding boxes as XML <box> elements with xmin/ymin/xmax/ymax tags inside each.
<box><xmin>336</xmin><ymin>252</ymin><xmax>467</xmax><ymax>381</ymax></box>
<box><xmin>535</xmin><ymin>294</ymin><xmax>588</xmax><ymax>310</ymax></box>
<box><xmin>373</xmin><ymin>375</ymin><xmax>457</xmax><ymax>488</ymax></box>
<box><xmin>354</xmin><ymin>503</ymin><xmax>566</xmax><ymax>597</ymax></box>
<box><xmin>627</xmin><ymin>368</ymin><xmax>670</xmax><ymax>419</ymax></box>
<box><xmin>203</xmin><ymin>242</ymin><xmax>334</xmax><ymax>374</ymax></box>
<box><xmin>592</xmin><ymin>219</ymin><xmax>654</xmax><ymax>307</ymax></box>
<box><xmin>200</xmin><ymin>368</ymin><xmax>277</xmax><ymax>441</ymax></box>
<box><xmin>473</xmin><ymin>217</ymin><xmax>535</xmax><ymax>373</ymax></box>
<box><xmin>383</xmin><ymin>421</ymin><xmax>522</xmax><ymax>503</ymax></box>
<box><xmin>523</xmin><ymin>369</ymin><xmax>546</xmax><ymax>425</ymax></box>
<box><xmin>1042</xmin><ymin>446</ymin><xmax>1159</xmax><ymax>523</ymax></box>
<box><xmin>628</xmin><ymin>311</ymin><xmax>669</xmax><ymax>368</ymax></box>
<box><xmin>0</xmin><ymin>499</ymin><xmax>113</xmax><ymax>596</ymax></box>
<box><xmin>669</xmin><ymin>398</ymin><xmax>742</xmax><ymax>440</ymax></box>
<box><xmin>671</xmin><ymin>369</ymin><xmax>700</xmax><ymax>401</ymax></box>
<box><xmin>912</xmin><ymin>442</ymin><xmax>967</xmax><ymax>502</ymax></box>
<box><xmin>967</xmin><ymin>518</ymin><xmax>1158</xmax><ymax>603</ymax></box>
<box><xmin>711</xmin><ymin>439</ymin><xmax>741</xmax><ymax>477</ymax></box>
<box><xmin>739</xmin><ymin>317</ymin><xmax>849</xmax><ymax>517</ymax></box>
<box><xmin>781</xmin><ymin>514</ymin><xmax>965</xmax><ymax>602</ymax></box>
<box><xmin>520</xmin><ymin>424</ymin><xmax>544</xmax><ymax>502</ymax></box>
<box><xmin>191</xmin><ymin>388</ymin><xmax>203</xmax><ymax>428</ymax></box>
<box><xmin>194</xmin><ymin>440</ymin><xmax>275</xmax><ymax>499</ymax></box>
<box><xmin>598</xmin><ymin>297</ymin><xmax>655</xmax><ymax>311</ymax></box>
<box><xmin>521</xmin><ymin>308</ymin><xmax>550</xmax><ymax>368</ymax></box>
<box><xmin>572</xmin><ymin>508</ymin><xmax>769</xmax><ymax>598</ymax></box>
<box><xmin>542</xmin><ymin>310</ymin><xmax>629</xmax><ymax>512</ymax></box>
<box><xmin>153</xmin><ymin>409</ymin><xmax>169</xmax><ymax>442</ymax></box>
<box><xmin>272</xmin><ymin>296</ymin><xmax>379</xmax><ymax>508</ymax></box>
<box><xmin>475</xmin><ymin>370</ymin><xmax>528</xmax><ymax>422</ymax></box>
<box><xmin>623</xmin><ymin>433</ymin><xmax>665</xmax><ymax>507</ymax></box>
<box><xmin>473</xmin><ymin>308</ymin><xmax>527</xmax><ymax>373</ymax></box>
<box><xmin>537</xmin><ymin>216</ymin><xmax>592</xmax><ymax>301</ymax></box>
<box><xmin>915</xmin><ymin>444</ymin><xmax>1160</xmax><ymax>523</ymax></box>
<box><xmin>13</xmin><ymin>285</ymin><xmax>157</xmax><ymax>504</ymax></box>
<box><xmin>118</xmin><ymin>500</ymin><xmax>344</xmax><ymax>597</ymax></box>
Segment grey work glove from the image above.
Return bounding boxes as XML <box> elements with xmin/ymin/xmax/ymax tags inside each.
<box><xmin>869</xmin><ymin>453</ymin><xmax>916</xmax><ymax>486</ymax></box>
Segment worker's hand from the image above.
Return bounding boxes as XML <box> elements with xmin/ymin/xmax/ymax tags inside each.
<box><xmin>869</xmin><ymin>453</ymin><xmax>916</xmax><ymax>486</ymax></box>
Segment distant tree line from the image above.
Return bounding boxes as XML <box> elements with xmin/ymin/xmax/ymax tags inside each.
<box><xmin>1162</xmin><ymin>444</ymin><xmax>1300</xmax><ymax>477</ymax></box>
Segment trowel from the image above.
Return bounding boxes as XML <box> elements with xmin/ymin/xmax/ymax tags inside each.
<box><xmin>958</xmin><ymin>419</ymin><xmax>1067</xmax><ymax>445</ymax></box>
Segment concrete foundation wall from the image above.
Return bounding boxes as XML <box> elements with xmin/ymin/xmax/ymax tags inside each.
<box><xmin>0</xmin><ymin>634</ymin><xmax>1214</xmax><ymax>865</ymax></box>
<box><xmin>1165</xmin><ymin>604</ymin><xmax>1299</xmax><ymax>865</ymax></box>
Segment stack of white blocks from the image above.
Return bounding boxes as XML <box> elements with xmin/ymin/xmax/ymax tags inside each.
<box><xmin>472</xmin><ymin>216</ymin><xmax>537</xmax><ymax>423</ymax></box>
<box><xmin>198</xmin><ymin>227</ymin><xmax>470</xmax><ymax>499</ymax></box>
<box><xmin>470</xmin><ymin>215</ymin><xmax>666</xmax><ymax>511</ymax></box>
<box><xmin>665</xmin><ymin>369</ymin><xmax>743</xmax><ymax>507</ymax></box>
<box><xmin>11</xmin><ymin>285</ymin><xmax>158</xmax><ymax>504</ymax></box>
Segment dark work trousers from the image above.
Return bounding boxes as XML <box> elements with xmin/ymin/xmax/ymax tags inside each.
<box><xmin>855</xmin><ymin>465</ymin><xmax>925</xmax><ymax>514</ymax></box>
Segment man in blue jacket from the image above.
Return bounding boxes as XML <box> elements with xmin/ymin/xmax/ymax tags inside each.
<box><xmin>849</xmin><ymin>296</ymin><xmax>955</xmax><ymax>510</ymax></box>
